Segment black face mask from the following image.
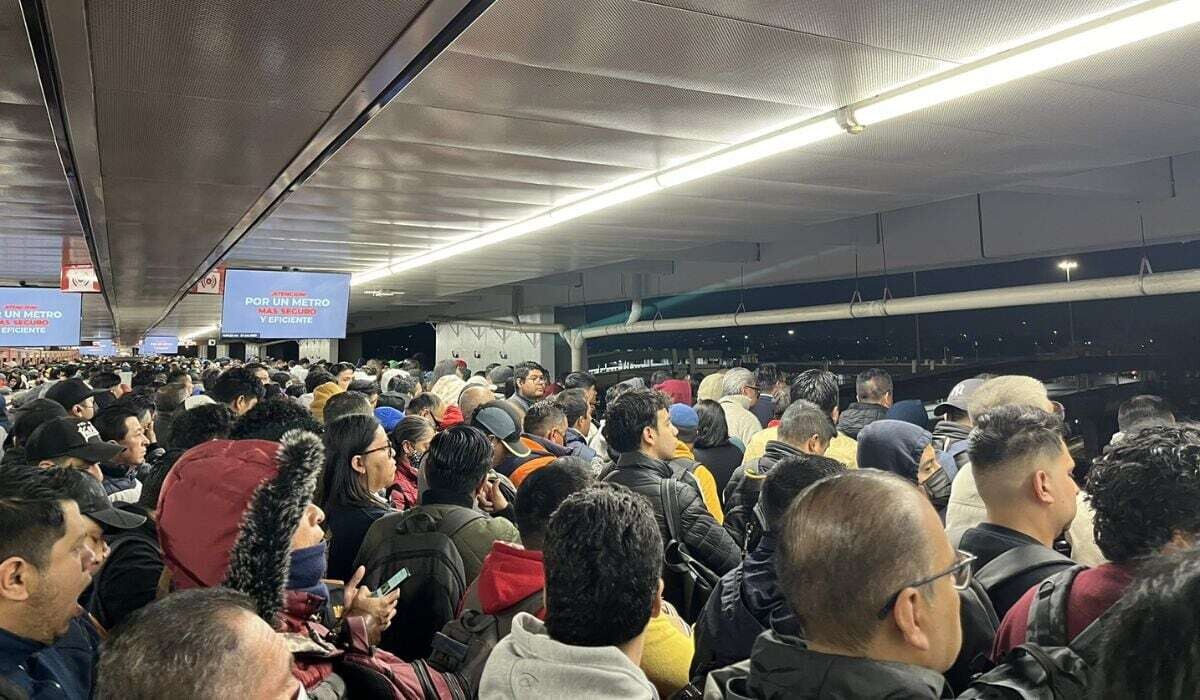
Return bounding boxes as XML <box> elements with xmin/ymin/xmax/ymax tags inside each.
<box><xmin>923</xmin><ymin>468</ymin><xmax>952</xmax><ymax>511</ymax></box>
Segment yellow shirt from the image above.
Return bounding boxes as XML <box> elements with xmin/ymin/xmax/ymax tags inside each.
<box><xmin>742</xmin><ymin>426</ymin><xmax>859</xmax><ymax>469</ymax></box>
<box><xmin>641</xmin><ymin>602</ymin><xmax>694</xmax><ymax>698</ymax></box>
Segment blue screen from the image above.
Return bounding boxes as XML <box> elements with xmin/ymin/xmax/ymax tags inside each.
<box><xmin>140</xmin><ymin>336</ymin><xmax>178</xmax><ymax>355</ymax></box>
<box><xmin>0</xmin><ymin>288</ymin><xmax>82</xmax><ymax>347</ymax></box>
<box><xmin>221</xmin><ymin>270</ymin><xmax>350</xmax><ymax>340</ymax></box>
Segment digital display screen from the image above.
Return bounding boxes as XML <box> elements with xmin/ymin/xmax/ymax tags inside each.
<box><xmin>0</xmin><ymin>288</ymin><xmax>82</xmax><ymax>347</ymax></box>
<box><xmin>79</xmin><ymin>340</ymin><xmax>117</xmax><ymax>357</ymax></box>
<box><xmin>220</xmin><ymin>270</ymin><xmax>350</xmax><ymax>340</ymax></box>
<box><xmin>139</xmin><ymin>336</ymin><xmax>179</xmax><ymax>355</ymax></box>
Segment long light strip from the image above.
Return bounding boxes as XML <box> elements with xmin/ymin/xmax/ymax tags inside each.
<box><xmin>352</xmin><ymin>0</ymin><xmax>1200</xmax><ymax>286</ymax></box>
<box><xmin>179</xmin><ymin>324</ymin><xmax>219</xmax><ymax>342</ymax></box>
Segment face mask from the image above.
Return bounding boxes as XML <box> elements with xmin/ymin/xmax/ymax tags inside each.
<box><xmin>922</xmin><ymin>468</ymin><xmax>952</xmax><ymax>511</ymax></box>
<box><xmin>407</xmin><ymin>450</ymin><xmax>425</xmax><ymax>467</ymax></box>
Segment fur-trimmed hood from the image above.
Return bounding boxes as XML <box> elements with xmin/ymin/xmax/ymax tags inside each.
<box><xmin>224</xmin><ymin>430</ymin><xmax>325</xmax><ymax>623</ymax></box>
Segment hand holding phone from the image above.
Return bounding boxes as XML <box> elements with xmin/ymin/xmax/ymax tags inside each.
<box><xmin>373</xmin><ymin>568</ymin><xmax>410</xmax><ymax>597</ymax></box>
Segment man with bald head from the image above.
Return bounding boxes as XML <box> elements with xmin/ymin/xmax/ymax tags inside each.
<box><xmin>705</xmin><ymin>470</ymin><xmax>964</xmax><ymax>697</ymax></box>
<box><xmin>458</xmin><ymin>384</ymin><xmax>496</xmax><ymax>424</ymax></box>
<box><xmin>945</xmin><ymin>375</ymin><xmax>1102</xmax><ymax>565</ymax></box>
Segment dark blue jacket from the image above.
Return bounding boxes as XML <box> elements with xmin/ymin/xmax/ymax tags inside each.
<box><xmin>0</xmin><ymin>617</ymin><xmax>99</xmax><ymax>699</ymax></box>
<box><xmin>690</xmin><ymin>534</ymin><xmax>800</xmax><ymax>680</ymax></box>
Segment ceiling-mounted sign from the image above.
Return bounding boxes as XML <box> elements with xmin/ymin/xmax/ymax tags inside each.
<box><xmin>60</xmin><ymin>264</ymin><xmax>101</xmax><ymax>293</ymax></box>
<box><xmin>0</xmin><ymin>288</ymin><xmax>82</xmax><ymax>347</ymax></box>
<box><xmin>191</xmin><ymin>267</ymin><xmax>225</xmax><ymax>295</ymax></box>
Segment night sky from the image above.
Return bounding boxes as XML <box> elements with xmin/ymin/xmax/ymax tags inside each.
<box><xmin>365</xmin><ymin>239</ymin><xmax>1200</xmax><ymax>365</ymax></box>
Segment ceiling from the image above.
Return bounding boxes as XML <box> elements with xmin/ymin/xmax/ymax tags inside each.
<box><xmin>4</xmin><ymin>0</ymin><xmax>1200</xmax><ymax>343</ymax></box>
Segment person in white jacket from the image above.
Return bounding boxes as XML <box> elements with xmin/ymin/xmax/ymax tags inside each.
<box><xmin>717</xmin><ymin>368</ymin><xmax>763</xmax><ymax>448</ymax></box>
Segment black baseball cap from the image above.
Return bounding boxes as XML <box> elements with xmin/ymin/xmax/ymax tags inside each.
<box><xmin>72</xmin><ymin>474</ymin><xmax>146</xmax><ymax>530</ymax></box>
<box><xmin>471</xmin><ymin>404</ymin><xmax>530</xmax><ymax>458</ymax></box>
<box><xmin>25</xmin><ymin>418</ymin><xmax>125</xmax><ymax>464</ymax></box>
<box><xmin>10</xmin><ymin>398</ymin><xmax>68</xmax><ymax>444</ymax></box>
<box><xmin>45</xmin><ymin>378</ymin><xmax>107</xmax><ymax>411</ymax></box>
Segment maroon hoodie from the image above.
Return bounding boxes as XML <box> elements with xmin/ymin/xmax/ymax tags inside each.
<box><xmin>461</xmin><ymin>541</ymin><xmax>546</xmax><ymax>617</ymax></box>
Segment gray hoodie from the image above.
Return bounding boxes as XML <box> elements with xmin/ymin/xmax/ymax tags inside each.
<box><xmin>480</xmin><ymin>612</ymin><xmax>660</xmax><ymax>700</ymax></box>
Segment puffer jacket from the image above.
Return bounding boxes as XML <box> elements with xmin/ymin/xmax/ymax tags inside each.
<box><xmin>691</xmin><ymin>534</ymin><xmax>799</xmax><ymax>681</ymax></box>
<box><xmin>722</xmin><ymin>441</ymin><xmax>807</xmax><ymax>547</ymax></box>
<box><xmin>930</xmin><ymin>420</ymin><xmax>972</xmax><ymax>472</ymax></box>
<box><xmin>603</xmin><ymin>451</ymin><xmax>739</xmax><ymax>577</ymax></box>
<box><xmin>836</xmin><ymin>401</ymin><xmax>889</xmax><ymax>440</ymax></box>
<box><xmin>704</xmin><ymin>631</ymin><xmax>951</xmax><ymax>699</ymax></box>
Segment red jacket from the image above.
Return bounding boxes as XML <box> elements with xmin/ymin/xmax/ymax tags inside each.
<box><xmin>992</xmin><ymin>562</ymin><xmax>1135</xmax><ymax>660</ymax></box>
<box><xmin>654</xmin><ymin>379</ymin><xmax>693</xmax><ymax>406</ymax></box>
<box><xmin>388</xmin><ymin>458</ymin><xmax>420</xmax><ymax>510</ymax></box>
<box><xmin>279</xmin><ymin>590</ymin><xmax>339</xmax><ymax>690</ymax></box>
<box><xmin>461</xmin><ymin>541</ymin><xmax>545</xmax><ymax>617</ymax></box>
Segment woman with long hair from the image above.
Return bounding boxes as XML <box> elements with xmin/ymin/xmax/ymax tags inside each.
<box><xmin>387</xmin><ymin>416</ymin><xmax>434</xmax><ymax>510</ymax></box>
<box><xmin>693</xmin><ymin>399</ymin><xmax>744</xmax><ymax>494</ymax></box>
<box><xmin>320</xmin><ymin>413</ymin><xmax>396</xmax><ymax>580</ymax></box>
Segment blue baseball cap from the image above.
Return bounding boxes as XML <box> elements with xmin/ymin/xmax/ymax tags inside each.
<box><xmin>374</xmin><ymin>406</ymin><xmax>406</xmax><ymax>432</ymax></box>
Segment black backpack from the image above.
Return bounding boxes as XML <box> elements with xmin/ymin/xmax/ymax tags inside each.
<box><xmin>975</xmin><ymin>545</ymin><xmax>1075</xmax><ymax>602</ymax></box>
<box><xmin>426</xmin><ymin>589</ymin><xmax>543</xmax><ymax>698</ymax></box>
<box><xmin>959</xmin><ymin>565</ymin><xmax>1108</xmax><ymax>699</ymax></box>
<box><xmin>659</xmin><ymin>477</ymin><xmax>720</xmax><ymax>624</ymax></box>
<box><xmin>353</xmin><ymin>506</ymin><xmax>484</xmax><ymax>661</ymax></box>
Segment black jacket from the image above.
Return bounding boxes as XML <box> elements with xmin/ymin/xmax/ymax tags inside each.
<box><xmin>722</xmin><ymin>441</ymin><xmax>806</xmax><ymax>547</ymax></box>
<box><xmin>931</xmin><ymin>420</ymin><xmax>972</xmax><ymax>472</ymax></box>
<box><xmin>604</xmin><ymin>451</ymin><xmax>739</xmax><ymax>576</ymax></box>
<box><xmin>88</xmin><ymin>503</ymin><xmax>162</xmax><ymax>631</ymax></box>
<box><xmin>705</xmin><ymin>631</ymin><xmax>951</xmax><ymax>699</ymax></box>
<box><xmin>960</xmin><ymin>523</ymin><xmax>1075</xmax><ymax>621</ymax></box>
<box><xmin>692</xmin><ymin>534</ymin><xmax>799</xmax><ymax>680</ymax></box>
<box><xmin>837</xmin><ymin>402</ymin><xmax>889</xmax><ymax>440</ymax></box>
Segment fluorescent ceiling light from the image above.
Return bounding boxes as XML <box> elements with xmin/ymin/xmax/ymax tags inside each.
<box><xmin>350</xmin><ymin>0</ymin><xmax>1200</xmax><ymax>286</ymax></box>
<box><xmin>855</xmin><ymin>0</ymin><xmax>1200</xmax><ymax>125</ymax></box>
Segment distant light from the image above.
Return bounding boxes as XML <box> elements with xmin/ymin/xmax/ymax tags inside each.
<box><xmin>744</xmin><ymin>335</ymin><xmax>749</xmax><ymax>340</ymax></box>
<box><xmin>787</xmin><ymin>329</ymin><xmax>795</xmax><ymax>335</ymax></box>
<box><xmin>1057</xmin><ymin>260</ymin><xmax>1079</xmax><ymax>272</ymax></box>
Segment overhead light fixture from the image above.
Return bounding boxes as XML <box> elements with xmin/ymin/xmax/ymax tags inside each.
<box><xmin>363</xmin><ymin>289</ymin><xmax>406</xmax><ymax>297</ymax></box>
<box><xmin>350</xmin><ymin>0</ymin><xmax>1200</xmax><ymax>286</ymax></box>
<box><xmin>855</xmin><ymin>0</ymin><xmax>1200</xmax><ymax>125</ymax></box>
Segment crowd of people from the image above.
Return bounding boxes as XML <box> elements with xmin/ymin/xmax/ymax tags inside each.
<box><xmin>0</xmin><ymin>354</ymin><xmax>1196</xmax><ymax>698</ymax></box>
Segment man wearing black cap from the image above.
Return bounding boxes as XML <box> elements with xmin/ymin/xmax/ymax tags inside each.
<box><xmin>45</xmin><ymin>378</ymin><xmax>108</xmax><ymax>421</ymax></box>
<box><xmin>471</xmin><ymin>401</ymin><xmax>531</xmax><ymax>477</ymax></box>
<box><xmin>930</xmin><ymin>377</ymin><xmax>987</xmax><ymax>475</ymax></box>
<box><xmin>0</xmin><ymin>398</ymin><xmax>67</xmax><ymax>468</ymax></box>
<box><xmin>25</xmin><ymin>418</ymin><xmax>125</xmax><ymax>483</ymax></box>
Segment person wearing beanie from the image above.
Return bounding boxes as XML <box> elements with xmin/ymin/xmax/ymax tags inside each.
<box><xmin>374</xmin><ymin>406</ymin><xmax>406</xmax><ymax>433</ymax></box>
<box><xmin>310</xmin><ymin>382</ymin><xmax>343</xmax><ymax>423</ymax></box>
<box><xmin>668</xmin><ymin>403</ymin><xmax>724</xmax><ymax>523</ymax></box>
<box><xmin>885</xmin><ymin>399</ymin><xmax>932</xmax><ymax>432</ymax></box>
<box><xmin>856</xmin><ymin>420</ymin><xmax>953</xmax><ymax>515</ymax></box>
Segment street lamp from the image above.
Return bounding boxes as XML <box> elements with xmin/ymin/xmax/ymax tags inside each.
<box><xmin>1058</xmin><ymin>260</ymin><xmax>1078</xmax><ymax>347</ymax></box>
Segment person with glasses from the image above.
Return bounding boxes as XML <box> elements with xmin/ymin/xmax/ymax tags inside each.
<box><xmin>319</xmin><ymin>413</ymin><xmax>396</xmax><ymax>581</ymax></box>
<box><xmin>508</xmin><ymin>361</ymin><xmax>549</xmax><ymax>412</ymax></box>
<box><xmin>717</xmin><ymin>367</ymin><xmax>766</xmax><ymax>448</ymax></box>
<box><xmin>705</xmin><ymin>470</ymin><xmax>964</xmax><ymax>698</ymax></box>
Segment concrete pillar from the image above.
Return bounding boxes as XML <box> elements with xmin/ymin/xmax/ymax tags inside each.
<box><xmin>298</xmin><ymin>339</ymin><xmax>339</xmax><ymax>362</ymax></box>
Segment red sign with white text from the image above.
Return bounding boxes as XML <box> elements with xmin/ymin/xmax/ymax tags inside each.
<box><xmin>60</xmin><ymin>264</ymin><xmax>101</xmax><ymax>293</ymax></box>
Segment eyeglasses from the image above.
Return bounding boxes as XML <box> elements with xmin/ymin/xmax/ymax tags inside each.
<box><xmin>877</xmin><ymin>550</ymin><xmax>976</xmax><ymax>619</ymax></box>
<box><xmin>361</xmin><ymin>444</ymin><xmax>396</xmax><ymax>458</ymax></box>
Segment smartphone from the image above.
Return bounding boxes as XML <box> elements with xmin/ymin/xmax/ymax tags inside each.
<box><xmin>373</xmin><ymin>568</ymin><xmax>410</xmax><ymax>597</ymax></box>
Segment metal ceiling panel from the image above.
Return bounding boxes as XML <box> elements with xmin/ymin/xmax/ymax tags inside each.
<box><xmin>449</xmin><ymin>0</ymin><xmax>955</xmax><ymax>110</ymax></box>
<box><xmin>163</xmin><ymin>0</ymin><xmax>1200</xmax><ymax>336</ymax></box>
<box><xmin>644</xmin><ymin>0</ymin><xmax>1141</xmax><ymax>62</ymax></box>
<box><xmin>0</xmin><ymin>0</ymin><xmax>96</xmax><ymax>323</ymax></box>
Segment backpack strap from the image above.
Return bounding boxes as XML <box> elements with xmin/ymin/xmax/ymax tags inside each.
<box><xmin>1026</xmin><ymin>564</ymin><xmax>1087</xmax><ymax>648</ymax></box>
<box><xmin>975</xmin><ymin>544</ymin><xmax>1074</xmax><ymax>592</ymax></box>
<box><xmin>659</xmin><ymin>477</ymin><xmax>681</xmax><ymax>544</ymax></box>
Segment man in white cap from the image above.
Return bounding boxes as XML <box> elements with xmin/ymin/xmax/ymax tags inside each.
<box><xmin>929</xmin><ymin>377</ymin><xmax>987</xmax><ymax>477</ymax></box>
